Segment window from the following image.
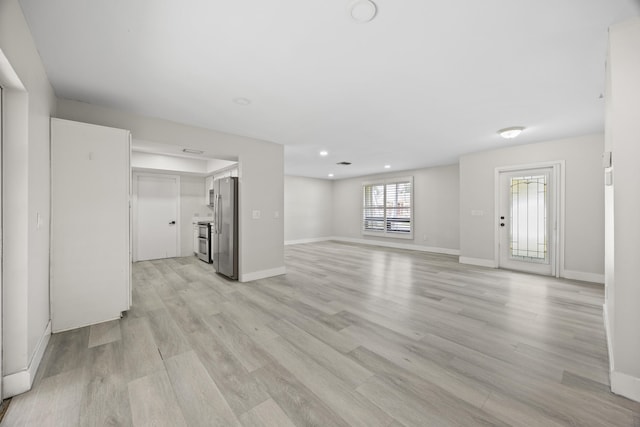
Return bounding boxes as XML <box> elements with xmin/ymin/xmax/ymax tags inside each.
<box><xmin>362</xmin><ymin>176</ymin><xmax>413</xmax><ymax>238</ymax></box>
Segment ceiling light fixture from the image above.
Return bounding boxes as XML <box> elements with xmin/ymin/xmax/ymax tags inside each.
<box><xmin>328</xmin><ymin>173</ymin><xmax>334</xmax><ymax>178</ymax></box>
<box><xmin>384</xmin><ymin>164</ymin><xmax>391</xmax><ymax>169</ymax></box>
<box><xmin>320</xmin><ymin>150</ymin><xmax>329</xmax><ymax>157</ymax></box>
<box><xmin>233</xmin><ymin>97</ymin><xmax>251</xmax><ymax>106</ymax></box>
<box><xmin>349</xmin><ymin>0</ymin><xmax>377</xmax><ymax>23</ymax></box>
<box><xmin>336</xmin><ymin>161</ymin><xmax>352</xmax><ymax>165</ymax></box>
<box><xmin>498</xmin><ymin>126</ymin><xmax>525</xmax><ymax>139</ymax></box>
<box><xmin>182</xmin><ymin>148</ymin><xmax>204</xmax><ymax>154</ymax></box>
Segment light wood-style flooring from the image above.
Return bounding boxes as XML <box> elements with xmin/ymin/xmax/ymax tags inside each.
<box><xmin>4</xmin><ymin>241</ymin><xmax>640</xmax><ymax>426</ymax></box>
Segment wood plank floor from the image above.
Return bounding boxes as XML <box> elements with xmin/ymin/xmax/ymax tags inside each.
<box><xmin>4</xmin><ymin>241</ymin><xmax>640</xmax><ymax>426</ymax></box>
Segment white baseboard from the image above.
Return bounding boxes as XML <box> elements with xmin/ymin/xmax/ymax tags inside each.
<box><xmin>459</xmin><ymin>257</ymin><xmax>497</xmax><ymax>268</ymax></box>
<box><xmin>562</xmin><ymin>269</ymin><xmax>604</xmax><ymax>284</ymax></box>
<box><xmin>3</xmin><ymin>320</ymin><xmax>51</xmax><ymax>399</ymax></box>
<box><xmin>240</xmin><ymin>266</ymin><xmax>287</xmax><ymax>283</ymax></box>
<box><xmin>284</xmin><ymin>237</ymin><xmax>332</xmax><ymax>246</ymax></box>
<box><xmin>329</xmin><ymin>236</ymin><xmax>460</xmax><ymax>256</ymax></box>
<box><xmin>605</xmin><ymin>304</ymin><xmax>640</xmax><ymax>403</ymax></box>
<box><xmin>603</xmin><ymin>303</ymin><xmax>614</xmax><ymax>372</ymax></box>
<box><xmin>611</xmin><ymin>371</ymin><xmax>640</xmax><ymax>403</ymax></box>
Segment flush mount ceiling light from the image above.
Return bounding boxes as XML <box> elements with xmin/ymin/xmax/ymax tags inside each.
<box><xmin>498</xmin><ymin>126</ymin><xmax>525</xmax><ymax>139</ymax></box>
<box><xmin>182</xmin><ymin>148</ymin><xmax>204</xmax><ymax>154</ymax></box>
<box><xmin>233</xmin><ymin>97</ymin><xmax>251</xmax><ymax>106</ymax></box>
<box><xmin>328</xmin><ymin>173</ymin><xmax>335</xmax><ymax>178</ymax></box>
<box><xmin>384</xmin><ymin>164</ymin><xmax>391</xmax><ymax>169</ymax></box>
<box><xmin>320</xmin><ymin>150</ymin><xmax>329</xmax><ymax>157</ymax></box>
<box><xmin>349</xmin><ymin>0</ymin><xmax>377</xmax><ymax>23</ymax></box>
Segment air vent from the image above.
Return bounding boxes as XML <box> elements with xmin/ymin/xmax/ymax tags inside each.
<box><xmin>336</xmin><ymin>161</ymin><xmax>352</xmax><ymax>166</ymax></box>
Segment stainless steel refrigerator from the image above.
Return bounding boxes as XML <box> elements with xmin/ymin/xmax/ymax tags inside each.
<box><xmin>211</xmin><ymin>177</ymin><xmax>238</xmax><ymax>279</ymax></box>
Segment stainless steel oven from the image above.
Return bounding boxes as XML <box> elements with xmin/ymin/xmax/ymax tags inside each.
<box><xmin>197</xmin><ymin>222</ymin><xmax>212</xmax><ymax>263</ymax></box>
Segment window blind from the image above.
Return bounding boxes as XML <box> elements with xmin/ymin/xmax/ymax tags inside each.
<box><xmin>362</xmin><ymin>177</ymin><xmax>413</xmax><ymax>237</ymax></box>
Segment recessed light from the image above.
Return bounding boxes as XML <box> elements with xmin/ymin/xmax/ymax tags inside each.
<box><xmin>233</xmin><ymin>97</ymin><xmax>251</xmax><ymax>106</ymax></box>
<box><xmin>320</xmin><ymin>150</ymin><xmax>329</xmax><ymax>157</ymax></box>
<box><xmin>384</xmin><ymin>164</ymin><xmax>391</xmax><ymax>169</ymax></box>
<box><xmin>498</xmin><ymin>126</ymin><xmax>525</xmax><ymax>139</ymax></box>
<box><xmin>349</xmin><ymin>0</ymin><xmax>377</xmax><ymax>23</ymax></box>
<box><xmin>328</xmin><ymin>173</ymin><xmax>334</xmax><ymax>178</ymax></box>
<box><xmin>182</xmin><ymin>148</ymin><xmax>204</xmax><ymax>154</ymax></box>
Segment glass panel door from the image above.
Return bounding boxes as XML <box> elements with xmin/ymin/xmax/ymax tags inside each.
<box><xmin>499</xmin><ymin>167</ymin><xmax>555</xmax><ymax>276</ymax></box>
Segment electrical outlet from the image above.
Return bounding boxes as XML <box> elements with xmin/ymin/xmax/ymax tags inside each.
<box><xmin>252</xmin><ymin>210</ymin><xmax>261</xmax><ymax>219</ymax></box>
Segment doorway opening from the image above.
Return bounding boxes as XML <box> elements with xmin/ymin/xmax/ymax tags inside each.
<box><xmin>495</xmin><ymin>162</ymin><xmax>563</xmax><ymax>277</ymax></box>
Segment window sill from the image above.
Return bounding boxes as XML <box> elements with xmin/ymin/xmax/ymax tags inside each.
<box><xmin>362</xmin><ymin>231</ymin><xmax>414</xmax><ymax>240</ymax></box>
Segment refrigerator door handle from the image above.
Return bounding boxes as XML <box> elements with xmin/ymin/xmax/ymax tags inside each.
<box><xmin>217</xmin><ymin>194</ymin><xmax>222</xmax><ymax>234</ymax></box>
<box><xmin>213</xmin><ymin>193</ymin><xmax>218</xmax><ymax>234</ymax></box>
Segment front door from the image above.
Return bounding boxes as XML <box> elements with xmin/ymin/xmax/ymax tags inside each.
<box><xmin>135</xmin><ymin>174</ymin><xmax>179</xmax><ymax>261</ymax></box>
<box><xmin>499</xmin><ymin>167</ymin><xmax>555</xmax><ymax>276</ymax></box>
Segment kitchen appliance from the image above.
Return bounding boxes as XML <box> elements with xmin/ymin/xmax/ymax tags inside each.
<box><xmin>211</xmin><ymin>177</ymin><xmax>238</xmax><ymax>279</ymax></box>
<box><xmin>197</xmin><ymin>221</ymin><xmax>212</xmax><ymax>263</ymax></box>
<box><xmin>208</xmin><ymin>188</ymin><xmax>215</xmax><ymax>207</ymax></box>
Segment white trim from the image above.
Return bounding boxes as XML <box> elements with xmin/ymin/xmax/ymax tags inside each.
<box><xmin>611</xmin><ymin>371</ymin><xmax>640</xmax><ymax>403</ymax></box>
<box><xmin>240</xmin><ymin>266</ymin><xmax>287</xmax><ymax>283</ymax></box>
<box><xmin>494</xmin><ymin>161</ymin><xmax>565</xmax><ymax>278</ymax></box>
<box><xmin>330</xmin><ymin>236</ymin><xmax>460</xmax><ymax>256</ymax></box>
<box><xmin>132</xmin><ymin>172</ymin><xmax>181</xmax><ymax>261</ymax></box>
<box><xmin>2</xmin><ymin>320</ymin><xmax>51</xmax><ymax>399</ymax></box>
<box><xmin>459</xmin><ymin>257</ymin><xmax>497</xmax><ymax>268</ymax></box>
<box><xmin>603</xmin><ymin>303</ymin><xmax>614</xmax><ymax>372</ymax></box>
<box><xmin>563</xmin><ymin>270</ymin><xmax>604</xmax><ymax>284</ymax></box>
<box><xmin>285</xmin><ymin>237</ymin><xmax>332</xmax><ymax>245</ymax></box>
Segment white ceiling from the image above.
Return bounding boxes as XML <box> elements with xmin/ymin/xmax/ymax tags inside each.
<box><xmin>18</xmin><ymin>0</ymin><xmax>640</xmax><ymax>179</ymax></box>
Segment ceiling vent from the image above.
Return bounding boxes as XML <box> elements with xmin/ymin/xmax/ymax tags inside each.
<box><xmin>336</xmin><ymin>161</ymin><xmax>352</xmax><ymax>165</ymax></box>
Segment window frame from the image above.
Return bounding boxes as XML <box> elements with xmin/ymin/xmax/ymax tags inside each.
<box><xmin>362</xmin><ymin>176</ymin><xmax>414</xmax><ymax>239</ymax></box>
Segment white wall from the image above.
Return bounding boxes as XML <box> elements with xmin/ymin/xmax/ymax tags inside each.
<box><xmin>132</xmin><ymin>151</ymin><xmax>209</xmax><ymax>175</ymax></box>
<box><xmin>459</xmin><ymin>134</ymin><xmax>604</xmax><ymax>280</ymax></box>
<box><xmin>56</xmin><ymin>99</ymin><xmax>285</xmax><ymax>282</ymax></box>
<box><xmin>331</xmin><ymin>164</ymin><xmax>460</xmax><ymax>253</ymax></box>
<box><xmin>284</xmin><ymin>176</ymin><xmax>333</xmax><ymax>243</ymax></box>
<box><xmin>0</xmin><ymin>0</ymin><xmax>57</xmax><ymax>397</ymax></box>
<box><xmin>131</xmin><ymin>151</ymin><xmax>238</xmax><ymax>176</ymax></box>
<box><xmin>605</xmin><ymin>17</ymin><xmax>640</xmax><ymax>402</ymax></box>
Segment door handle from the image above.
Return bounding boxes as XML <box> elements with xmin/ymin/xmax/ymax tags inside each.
<box><xmin>169</xmin><ymin>221</ymin><xmax>176</xmax><ymax>225</ymax></box>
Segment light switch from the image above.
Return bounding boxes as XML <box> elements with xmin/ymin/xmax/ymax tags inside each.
<box><xmin>252</xmin><ymin>210</ymin><xmax>261</xmax><ymax>219</ymax></box>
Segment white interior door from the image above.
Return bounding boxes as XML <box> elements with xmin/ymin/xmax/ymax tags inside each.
<box><xmin>135</xmin><ymin>174</ymin><xmax>179</xmax><ymax>261</ymax></box>
<box><xmin>499</xmin><ymin>167</ymin><xmax>556</xmax><ymax>276</ymax></box>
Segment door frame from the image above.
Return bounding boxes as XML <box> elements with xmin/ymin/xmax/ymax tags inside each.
<box><xmin>132</xmin><ymin>172</ymin><xmax>181</xmax><ymax>262</ymax></box>
<box><xmin>494</xmin><ymin>161</ymin><xmax>565</xmax><ymax>278</ymax></box>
